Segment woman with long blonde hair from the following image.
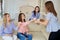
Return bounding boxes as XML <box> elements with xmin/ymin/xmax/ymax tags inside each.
<box><xmin>0</xmin><ymin>13</ymin><xmax>17</xmax><ymax>40</ymax></box>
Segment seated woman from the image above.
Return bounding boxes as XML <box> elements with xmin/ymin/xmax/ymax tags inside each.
<box><xmin>0</xmin><ymin>13</ymin><xmax>17</xmax><ymax>40</ymax></box>
<box><xmin>29</xmin><ymin>6</ymin><xmax>40</xmax><ymax>20</ymax></box>
<box><xmin>17</xmin><ymin>13</ymin><xmax>36</xmax><ymax>40</ymax></box>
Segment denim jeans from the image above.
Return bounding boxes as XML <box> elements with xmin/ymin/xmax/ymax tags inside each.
<box><xmin>17</xmin><ymin>33</ymin><xmax>32</xmax><ymax>40</ymax></box>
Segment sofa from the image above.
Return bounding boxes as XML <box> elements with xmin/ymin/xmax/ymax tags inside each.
<box><xmin>0</xmin><ymin>20</ymin><xmax>49</xmax><ymax>40</ymax></box>
<box><xmin>14</xmin><ymin>21</ymin><xmax>49</xmax><ymax>40</ymax></box>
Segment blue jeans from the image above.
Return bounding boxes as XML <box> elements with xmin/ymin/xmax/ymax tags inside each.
<box><xmin>17</xmin><ymin>33</ymin><xmax>32</xmax><ymax>40</ymax></box>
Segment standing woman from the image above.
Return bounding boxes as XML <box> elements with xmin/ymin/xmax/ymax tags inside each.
<box><xmin>29</xmin><ymin>6</ymin><xmax>40</xmax><ymax>20</ymax></box>
<box><xmin>35</xmin><ymin>1</ymin><xmax>60</xmax><ymax>40</ymax></box>
<box><xmin>0</xmin><ymin>13</ymin><xmax>17</xmax><ymax>40</ymax></box>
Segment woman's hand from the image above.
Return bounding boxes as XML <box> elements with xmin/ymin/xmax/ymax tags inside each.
<box><xmin>32</xmin><ymin>18</ymin><xmax>36</xmax><ymax>21</ymax></box>
<box><xmin>34</xmin><ymin>19</ymin><xmax>40</xmax><ymax>25</ymax></box>
<box><xmin>39</xmin><ymin>19</ymin><xmax>48</xmax><ymax>26</ymax></box>
<box><xmin>40</xmin><ymin>19</ymin><xmax>45</xmax><ymax>22</ymax></box>
<box><xmin>27</xmin><ymin>18</ymin><xmax>36</xmax><ymax>24</ymax></box>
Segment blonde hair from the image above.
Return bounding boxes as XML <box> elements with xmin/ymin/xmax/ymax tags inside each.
<box><xmin>3</xmin><ymin>13</ymin><xmax>10</xmax><ymax>27</ymax></box>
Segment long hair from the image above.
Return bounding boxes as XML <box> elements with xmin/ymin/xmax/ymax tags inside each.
<box><xmin>18</xmin><ymin>13</ymin><xmax>26</xmax><ymax>22</ymax></box>
<box><xmin>3</xmin><ymin>13</ymin><xmax>10</xmax><ymax>27</ymax></box>
<box><xmin>33</xmin><ymin>6</ymin><xmax>40</xmax><ymax>16</ymax></box>
<box><xmin>45</xmin><ymin>1</ymin><xmax>57</xmax><ymax>17</ymax></box>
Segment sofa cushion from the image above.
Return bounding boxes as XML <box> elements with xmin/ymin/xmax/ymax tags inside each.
<box><xmin>29</xmin><ymin>32</ymin><xmax>47</xmax><ymax>40</ymax></box>
<box><xmin>28</xmin><ymin>23</ymin><xmax>45</xmax><ymax>31</ymax></box>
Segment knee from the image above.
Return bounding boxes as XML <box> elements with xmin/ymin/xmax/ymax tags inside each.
<box><xmin>28</xmin><ymin>34</ymin><xmax>32</xmax><ymax>38</ymax></box>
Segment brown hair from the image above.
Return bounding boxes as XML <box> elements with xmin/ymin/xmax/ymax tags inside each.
<box><xmin>33</xmin><ymin>6</ymin><xmax>40</xmax><ymax>16</ymax></box>
<box><xmin>3</xmin><ymin>13</ymin><xmax>10</xmax><ymax>27</ymax></box>
<box><xmin>18</xmin><ymin>13</ymin><xmax>26</xmax><ymax>22</ymax></box>
<box><xmin>45</xmin><ymin>1</ymin><xmax>57</xmax><ymax>17</ymax></box>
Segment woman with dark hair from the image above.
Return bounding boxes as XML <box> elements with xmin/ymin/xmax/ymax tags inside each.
<box><xmin>29</xmin><ymin>6</ymin><xmax>40</xmax><ymax>20</ymax></box>
<box><xmin>35</xmin><ymin>1</ymin><xmax>60</xmax><ymax>40</ymax></box>
<box><xmin>17</xmin><ymin>13</ymin><xmax>36</xmax><ymax>40</ymax></box>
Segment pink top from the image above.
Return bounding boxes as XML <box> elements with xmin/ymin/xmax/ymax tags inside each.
<box><xmin>18</xmin><ymin>22</ymin><xmax>29</xmax><ymax>34</ymax></box>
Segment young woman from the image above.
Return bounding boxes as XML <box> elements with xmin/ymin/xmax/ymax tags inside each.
<box><xmin>29</xmin><ymin>6</ymin><xmax>40</xmax><ymax>20</ymax></box>
<box><xmin>0</xmin><ymin>13</ymin><xmax>17</xmax><ymax>40</ymax></box>
<box><xmin>35</xmin><ymin>1</ymin><xmax>60</xmax><ymax>40</ymax></box>
<box><xmin>17</xmin><ymin>13</ymin><xmax>36</xmax><ymax>40</ymax></box>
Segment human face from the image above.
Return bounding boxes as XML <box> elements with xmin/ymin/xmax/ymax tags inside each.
<box><xmin>6</xmin><ymin>14</ymin><xmax>10</xmax><ymax>22</ymax></box>
<box><xmin>35</xmin><ymin>7</ymin><xmax>39</xmax><ymax>13</ymax></box>
<box><xmin>21</xmin><ymin>14</ymin><xmax>25</xmax><ymax>20</ymax></box>
<box><xmin>45</xmin><ymin>6</ymin><xmax>48</xmax><ymax>13</ymax></box>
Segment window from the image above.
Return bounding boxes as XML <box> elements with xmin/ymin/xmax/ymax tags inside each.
<box><xmin>0</xmin><ymin>0</ymin><xmax>3</xmax><ymax>18</ymax></box>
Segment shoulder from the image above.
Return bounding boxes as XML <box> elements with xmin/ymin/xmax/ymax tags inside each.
<box><xmin>23</xmin><ymin>22</ymin><xmax>29</xmax><ymax>25</ymax></box>
<box><xmin>25</xmin><ymin>22</ymin><xmax>28</xmax><ymax>24</ymax></box>
<box><xmin>45</xmin><ymin>12</ymin><xmax>53</xmax><ymax>20</ymax></box>
<box><xmin>47</xmin><ymin>12</ymin><xmax>51</xmax><ymax>15</ymax></box>
<box><xmin>18</xmin><ymin>22</ymin><xmax>21</xmax><ymax>23</ymax></box>
<box><xmin>38</xmin><ymin>12</ymin><xmax>40</xmax><ymax>15</ymax></box>
<box><xmin>30</xmin><ymin>11</ymin><xmax>34</xmax><ymax>16</ymax></box>
<box><xmin>32</xmin><ymin>11</ymin><xmax>34</xmax><ymax>14</ymax></box>
<box><xmin>18</xmin><ymin>22</ymin><xmax>21</xmax><ymax>25</ymax></box>
<box><xmin>10</xmin><ymin>21</ymin><xmax>17</xmax><ymax>26</ymax></box>
<box><xmin>10</xmin><ymin>21</ymin><xmax>15</xmax><ymax>24</ymax></box>
<box><xmin>46</xmin><ymin>12</ymin><xmax>52</xmax><ymax>16</ymax></box>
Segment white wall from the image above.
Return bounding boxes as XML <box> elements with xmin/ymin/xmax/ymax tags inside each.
<box><xmin>4</xmin><ymin>0</ymin><xmax>40</xmax><ymax>19</ymax></box>
<box><xmin>4</xmin><ymin>0</ymin><xmax>27</xmax><ymax>19</ymax></box>
<box><xmin>4</xmin><ymin>0</ymin><xmax>60</xmax><ymax>23</ymax></box>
